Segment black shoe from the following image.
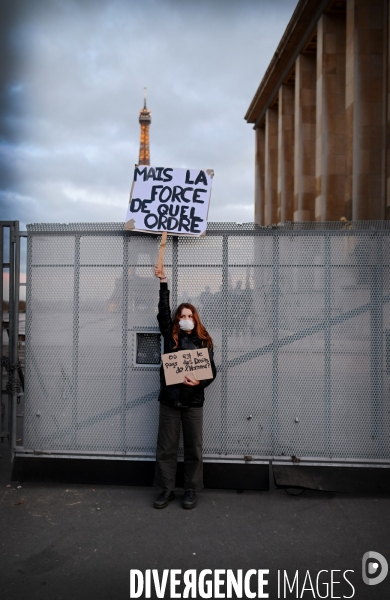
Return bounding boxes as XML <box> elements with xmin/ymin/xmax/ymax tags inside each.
<box><xmin>154</xmin><ymin>491</ymin><xmax>175</xmax><ymax>509</ymax></box>
<box><xmin>182</xmin><ymin>490</ymin><xmax>197</xmax><ymax>509</ymax></box>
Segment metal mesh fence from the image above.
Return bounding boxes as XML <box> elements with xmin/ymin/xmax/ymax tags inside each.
<box><xmin>22</xmin><ymin>222</ymin><xmax>390</xmax><ymax>464</ymax></box>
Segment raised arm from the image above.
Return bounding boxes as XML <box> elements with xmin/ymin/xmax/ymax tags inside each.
<box><xmin>155</xmin><ymin>265</ymin><xmax>173</xmax><ymax>338</ymax></box>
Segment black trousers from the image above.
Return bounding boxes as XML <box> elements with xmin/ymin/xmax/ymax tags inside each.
<box><xmin>154</xmin><ymin>402</ymin><xmax>204</xmax><ymax>492</ymax></box>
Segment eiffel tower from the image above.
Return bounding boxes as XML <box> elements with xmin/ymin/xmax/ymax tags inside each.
<box><xmin>138</xmin><ymin>87</ymin><xmax>151</xmax><ymax>165</ymax></box>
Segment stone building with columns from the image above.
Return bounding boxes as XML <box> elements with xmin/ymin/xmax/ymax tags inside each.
<box><xmin>245</xmin><ymin>0</ymin><xmax>389</xmax><ymax>224</ymax></box>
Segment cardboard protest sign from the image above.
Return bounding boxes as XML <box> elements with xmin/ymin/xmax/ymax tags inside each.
<box><xmin>162</xmin><ymin>348</ymin><xmax>213</xmax><ymax>386</ymax></box>
<box><xmin>124</xmin><ymin>166</ymin><xmax>214</xmax><ymax>236</ymax></box>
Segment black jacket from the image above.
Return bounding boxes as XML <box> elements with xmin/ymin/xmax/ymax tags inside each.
<box><xmin>157</xmin><ymin>282</ymin><xmax>216</xmax><ymax>408</ymax></box>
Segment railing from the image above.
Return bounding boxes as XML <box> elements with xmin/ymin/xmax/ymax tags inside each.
<box><xmin>1</xmin><ymin>222</ymin><xmax>27</xmax><ymax>458</ymax></box>
<box><xmin>8</xmin><ymin>220</ymin><xmax>390</xmax><ymax>466</ymax></box>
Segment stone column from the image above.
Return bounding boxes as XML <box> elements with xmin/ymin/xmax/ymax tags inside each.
<box><xmin>346</xmin><ymin>0</ymin><xmax>386</xmax><ymax>220</ymax></box>
<box><xmin>294</xmin><ymin>53</ymin><xmax>316</xmax><ymax>222</ymax></box>
<box><xmin>278</xmin><ymin>84</ymin><xmax>295</xmax><ymax>223</ymax></box>
<box><xmin>254</xmin><ymin>125</ymin><xmax>266</xmax><ymax>225</ymax></box>
<box><xmin>264</xmin><ymin>106</ymin><xmax>278</xmax><ymax>225</ymax></box>
<box><xmin>316</xmin><ymin>12</ymin><xmax>347</xmax><ymax>222</ymax></box>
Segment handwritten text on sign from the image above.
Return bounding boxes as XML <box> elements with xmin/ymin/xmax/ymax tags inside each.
<box><xmin>125</xmin><ymin>166</ymin><xmax>213</xmax><ymax>236</ymax></box>
<box><xmin>162</xmin><ymin>348</ymin><xmax>213</xmax><ymax>386</ymax></box>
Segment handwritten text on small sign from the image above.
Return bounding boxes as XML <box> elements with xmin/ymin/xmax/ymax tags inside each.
<box><xmin>162</xmin><ymin>348</ymin><xmax>213</xmax><ymax>386</ymax></box>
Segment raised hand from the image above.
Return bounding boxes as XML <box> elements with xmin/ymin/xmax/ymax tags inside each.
<box><xmin>154</xmin><ymin>265</ymin><xmax>166</xmax><ymax>280</ymax></box>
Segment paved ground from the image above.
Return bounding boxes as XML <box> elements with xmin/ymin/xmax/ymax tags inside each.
<box><xmin>0</xmin><ymin>444</ymin><xmax>390</xmax><ymax>600</ymax></box>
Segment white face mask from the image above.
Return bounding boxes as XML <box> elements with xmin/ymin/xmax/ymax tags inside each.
<box><xmin>179</xmin><ymin>319</ymin><xmax>194</xmax><ymax>331</ymax></box>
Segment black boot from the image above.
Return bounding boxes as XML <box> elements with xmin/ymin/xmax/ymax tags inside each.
<box><xmin>154</xmin><ymin>490</ymin><xmax>175</xmax><ymax>509</ymax></box>
<box><xmin>182</xmin><ymin>490</ymin><xmax>197</xmax><ymax>509</ymax></box>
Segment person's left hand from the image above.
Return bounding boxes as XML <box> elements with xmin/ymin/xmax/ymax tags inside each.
<box><xmin>183</xmin><ymin>375</ymin><xmax>200</xmax><ymax>387</ymax></box>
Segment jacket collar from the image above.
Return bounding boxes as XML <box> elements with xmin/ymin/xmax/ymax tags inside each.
<box><xmin>179</xmin><ymin>329</ymin><xmax>195</xmax><ymax>338</ymax></box>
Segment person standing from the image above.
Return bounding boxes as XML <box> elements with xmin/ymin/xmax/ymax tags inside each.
<box><xmin>153</xmin><ymin>265</ymin><xmax>216</xmax><ymax>509</ymax></box>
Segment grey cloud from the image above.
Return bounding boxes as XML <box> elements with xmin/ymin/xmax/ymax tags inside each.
<box><xmin>1</xmin><ymin>0</ymin><xmax>298</xmax><ymax>229</ymax></box>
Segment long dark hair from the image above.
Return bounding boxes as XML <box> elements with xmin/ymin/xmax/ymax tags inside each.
<box><xmin>172</xmin><ymin>303</ymin><xmax>213</xmax><ymax>350</ymax></box>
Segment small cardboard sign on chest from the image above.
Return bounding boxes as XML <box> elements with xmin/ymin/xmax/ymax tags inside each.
<box><xmin>162</xmin><ymin>348</ymin><xmax>213</xmax><ymax>386</ymax></box>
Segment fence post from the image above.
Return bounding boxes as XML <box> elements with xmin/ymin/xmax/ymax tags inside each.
<box><xmin>121</xmin><ymin>234</ymin><xmax>129</xmax><ymax>452</ymax></box>
<box><xmin>271</xmin><ymin>232</ymin><xmax>279</xmax><ymax>455</ymax></box>
<box><xmin>371</xmin><ymin>233</ymin><xmax>383</xmax><ymax>454</ymax></box>
<box><xmin>221</xmin><ymin>234</ymin><xmax>229</xmax><ymax>453</ymax></box>
<box><xmin>324</xmin><ymin>234</ymin><xmax>331</xmax><ymax>457</ymax></box>
<box><xmin>0</xmin><ymin>224</ymin><xmax>3</xmax><ymax>437</ymax></box>
<box><xmin>71</xmin><ymin>235</ymin><xmax>80</xmax><ymax>447</ymax></box>
<box><xmin>172</xmin><ymin>236</ymin><xmax>178</xmax><ymax>309</ymax></box>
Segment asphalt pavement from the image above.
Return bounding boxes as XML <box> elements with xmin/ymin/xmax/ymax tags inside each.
<box><xmin>0</xmin><ymin>443</ymin><xmax>390</xmax><ymax>600</ymax></box>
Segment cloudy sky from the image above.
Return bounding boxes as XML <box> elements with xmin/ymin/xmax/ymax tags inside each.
<box><xmin>1</xmin><ymin>0</ymin><xmax>298</xmax><ymax>231</ymax></box>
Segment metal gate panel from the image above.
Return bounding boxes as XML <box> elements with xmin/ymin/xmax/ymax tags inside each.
<box><xmin>21</xmin><ymin>222</ymin><xmax>390</xmax><ymax>465</ymax></box>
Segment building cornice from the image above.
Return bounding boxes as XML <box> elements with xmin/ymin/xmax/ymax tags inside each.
<box><xmin>244</xmin><ymin>0</ymin><xmax>332</xmax><ymax>128</ymax></box>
